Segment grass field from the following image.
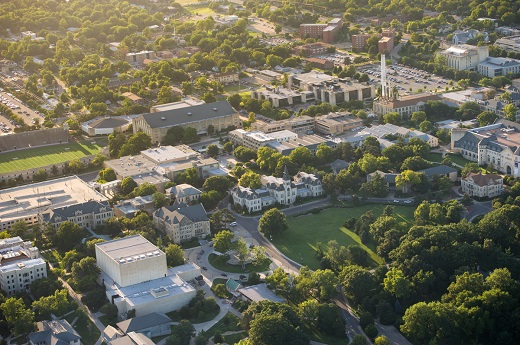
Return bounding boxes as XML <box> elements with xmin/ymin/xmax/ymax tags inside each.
<box><xmin>426</xmin><ymin>152</ymin><xmax>443</xmax><ymax>163</ymax></box>
<box><xmin>272</xmin><ymin>205</ymin><xmax>415</xmax><ymax>270</ymax></box>
<box><xmin>0</xmin><ymin>140</ymin><xmax>105</xmax><ymax>173</ymax></box>
<box><xmin>445</xmin><ymin>153</ymin><xmax>471</xmax><ymax>167</ymax></box>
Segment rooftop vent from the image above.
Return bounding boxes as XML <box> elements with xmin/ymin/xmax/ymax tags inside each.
<box><xmin>187</xmin><ymin>112</ymin><xmax>192</xmax><ymax>116</ymax></box>
<box><xmin>161</xmin><ymin>117</ymin><xmax>166</xmax><ymax>120</ymax></box>
<box><xmin>213</xmin><ymin>108</ymin><xmax>218</xmax><ymax>111</ymax></box>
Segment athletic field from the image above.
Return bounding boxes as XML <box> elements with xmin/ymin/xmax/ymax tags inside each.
<box><xmin>0</xmin><ymin>140</ymin><xmax>105</xmax><ymax>174</ymax></box>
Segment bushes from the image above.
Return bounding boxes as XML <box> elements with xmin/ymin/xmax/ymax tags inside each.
<box><xmin>171</xmin><ymin>290</ymin><xmax>220</xmax><ymax>323</ymax></box>
<box><xmin>212</xmin><ymin>283</ymin><xmax>231</xmax><ymax>299</ymax></box>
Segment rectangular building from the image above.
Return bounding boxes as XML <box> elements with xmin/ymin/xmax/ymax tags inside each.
<box><xmin>373</xmin><ymin>93</ymin><xmax>441</xmax><ymax>116</ymax></box>
<box><xmin>40</xmin><ymin>200</ymin><xmax>113</xmax><ymax>230</ymax></box>
<box><xmin>153</xmin><ymin>204</ymin><xmax>210</xmax><ymax>244</ymax></box>
<box><xmin>125</xmin><ymin>51</ymin><xmax>156</xmax><ymax>65</ymax></box>
<box><xmin>229</xmin><ymin>129</ymin><xmax>298</xmax><ymax>150</ymax></box>
<box><xmin>352</xmin><ymin>34</ymin><xmax>371</xmax><ymax>50</ymax></box>
<box><xmin>0</xmin><ymin>237</ymin><xmax>47</xmax><ymax>296</ymax></box>
<box><xmin>477</xmin><ymin>57</ymin><xmax>520</xmax><ymax>77</ymax></box>
<box><xmin>299</xmin><ymin>19</ymin><xmax>342</xmax><ymax>43</ymax></box>
<box><xmin>438</xmin><ymin>45</ymin><xmax>489</xmax><ymax>71</ymax></box>
<box><xmin>495</xmin><ymin>35</ymin><xmax>520</xmax><ymax>53</ymax></box>
<box><xmin>251</xmin><ymin>116</ymin><xmax>315</xmax><ymax>135</ymax></box>
<box><xmin>314</xmin><ymin>112</ymin><xmax>363</xmax><ymax>135</ymax></box>
<box><xmin>378</xmin><ymin>36</ymin><xmax>394</xmax><ymax>54</ymax></box>
<box><xmin>132</xmin><ymin>101</ymin><xmax>240</xmax><ymax>144</ymax></box>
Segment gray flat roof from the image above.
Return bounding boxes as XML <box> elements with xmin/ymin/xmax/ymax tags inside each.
<box><xmin>141</xmin><ymin>101</ymin><xmax>236</xmax><ymax>128</ymax></box>
<box><xmin>95</xmin><ymin>235</ymin><xmax>164</xmax><ymax>262</ymax></box>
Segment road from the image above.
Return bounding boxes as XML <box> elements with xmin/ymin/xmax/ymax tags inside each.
<box><xmin>464</xmin><ymin>200</ymin><xmax>492</xmax><ymax>221</ymax></box>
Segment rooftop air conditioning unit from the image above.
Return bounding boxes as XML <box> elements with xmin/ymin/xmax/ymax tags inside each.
<box><xmin>213</xmin><ymin>108</ymin><xmax>218</xmax><ymax>111</ymax></box>
<box><xmin>161</xmin><ymin>117</ymin><xmax>166</xmax><ymax>120</ymax></box>
<box><xmin>187</xmin><ymin>112</ymin><xmax>192</xmax><ymax>116</ymax></box>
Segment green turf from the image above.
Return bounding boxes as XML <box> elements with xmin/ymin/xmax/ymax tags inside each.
<box><xmin>0</xmin><ymin>140</ymin><xmax>105</xmax><ymax>173</ymax></box>
<box><xmin>272</xmin><ymin>205</ymin><xmax>415</xmax><ymax>270</ymax></box>
<box><xmin>426</xmin><ymin>152</ymin><xmax>443</xmax><ymax>163</ymax></box>
<box><xmin>208</xmin><ymin>253</ymin><xmax>272</xmax><ymax>273</ymax></box>
<box><xmin>204</xmin><ymin>312</ymin><xmax>243</xmax><ymax>338</ymax></box>
<box><xmin>445</xmin><ymin>153</ymin><xmax>471</xmax><ymax>167</ymax></box>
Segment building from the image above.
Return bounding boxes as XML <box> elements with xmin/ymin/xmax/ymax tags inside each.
<box><xmin>211</xmin><ymin>72</ymin><xmax>239</xmax><ymax>84</ymax></box>
<box><xmin>0</xmin><ymin>176</ymin><xmax>108</xmax><ymax>232</ymax></box>
<box><xmin>352</xmin><ymin>34</ymin><xmax>371</xmax><ymax>50</ymax></box>
<box><xmin>372</xmin><ymin>93</ymin><xmax>441</xmax><ymax>116</ymax></box>
<box><xmin>288</xmin><ymin>72</ymin><xmax>375</xmax><ymax>106</ymax></box>
<box><xmin>382</xmin><ymin>28</ymin><xmax>396</xmax><ymax>39</ymax></box>
<box><xmin>462</xmin><ymin>172</ymin><xmax>503</xmax><ymax>198</ymax></box>
<box><xmin>452</xmin><ymin>120</ymin><xmax>520</xmax><ymax>176</ymax></box>
<box><xmin>132</xmin><ymin>101</ymin><xmax>240</xmax><ymax>144</ymax></box>
<box><xmin>251</xmin><ymin>86</ymin><xmax>315</xmax><ymax>108</ymax></box>
<box><xmin>95</xmin><ymin>236</ymin><xmax>199</xmax><ymax>317</ymax></box>
<box><xmin>116</xmin><ymin>313</ymin><xmax>172</xmax><ymax>338</ymax></box>
<box><xmin>305</xmin><ymin>57</ymin><xmax>334</xmax><ymax>70</ymax></box>
<box><xmin>495</xmin><ymin>35</ymin><xmax>520</xmax><ymax>53</ymax></box>
<box><xmin>150</xmin><ymin>99</ymin><xmax>205</xmax><ymax>113</ymax></box>
<box><xmin>496</xmin><ymin>27</ymin><xmax>520</xmax><ymax>37</ymax></box>
<box><xmin>267</xmin><ymin>135</ymin><xmax>336</xmax><ymax>155</ymax></box>
<box><xmin>231</xmin><ymin>168</ymin><xmax>323</xmax><ymax>212</ymax></box>
<box><xmin>360</xmin><ymin>123</ymin><xmax>439</xmax><ymax>147</ymax></box>
<box><xmin>109</xmin><ymin>332</ymin><xmax>155</xmax><ymax>345</ymax></box>
<box><xmin>153</xmin><ymin>203</ymin><xmax>210</xmax><ymax>243</ymax></box>
<box><xmin>418</xmin><ymin>165</ymin><xmax>458</xmax><ymax>182</ymax></box>
<box><xmin>452</xmin><ymin>29</ymin><xmax>488</xmax><ymax>45</ymax></box>
<box><xmin>293</xmin><ymin>43</ymin><xmax>331</xmax><ymax>56</ymax></box>
<box><xmin>28</xmin><ymin>320</ymin><xmax>81</xmax><ymax>345</ymax></box>
<box><xmin>378</xmin><ymin>37</ymin><xmax>394</xmax><ymax>54</ymax></box>
<box><xmin>0</xmin><ymin>59</ymin><xmax>16</xmax><ymax>73</ymax></box>
<box><xmin>166</xmin><ymin>184</ymin><xmax>202</xmax><ymax>204</ymax></box>
<box><xmin>438</xmin><ymin>45</ymin><xmax>489</xmax><ymax>71</ymax></box>
<box><xmin>0</xmin><ymin>237</ymin><xmax>47</xmax><ymax>295</ymax></box>
<box><xmin>40</xmin><ymin>200</ymin><xmax>114</xmax><ymax>230</ymax></box>
<box><xmin>477</xmin><ymin>57</ymin><xmax>520</xmax><ymax>77</ymax></box>
<box><xmin>229</xmin><ymin>129</ymin><xmax>298</xmax><ymax>150</ymax></box>
<box><xmin>299</xmin><ymin>19</ymin><xmax>342</xmax><ymax>43</ymax></box>
<box><xmin>81</xmin><ymin>116</ymin><xmax>134</xmax><ymax>136</ymax></box>
<box><xmin>113</xmin><ymin>195</ymin><xmax>155</xmax><ymax>218</ymax></box>
<box><xmin>331</xmin><ymin>159</ymin><xmax>350</xmax><ymax>174</ymax></box>
<box><xmin>314</xmin><ymin>112</ymin><xmax>363</xmax><ymax>135</ymax></box>
<box><xmin>0</xmin><ymin>127</ymin><xmax>69</xmax><ymax>154</ymax></box>
<box><xmin>237</xmin><ymin>284</ymin><xmax>286</xmax><ymax>303</ymax></box>
<box><xmin>125</xmin><ymin>51</ymin><xmax>156</xmax><ymax>65</ymax></box>
<box><xmin>251</xmin><ymin>116</ymin><xmax>314</xmax><ymax>135</ymax></box>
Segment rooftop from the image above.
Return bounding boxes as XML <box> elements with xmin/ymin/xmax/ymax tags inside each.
<box><xmin>95</xmin><ymin>235</ymin><xmax>165</xmax><ymax>263</ymax></box>
<box><xmin>0</xmin><ymin>176</ymin><xmax>107</xmax><ymax>225</ymax></box>
<box><xmin>238</xmin><ymin>283</ymin><xmax>286</xmax><ymax>303</ymax></box>
<box><xmin>140</xmin><ymin>145</ymin><xmax>199</xmax><ymax>164</ymax></box>
<box><xmin>465</xmin><ymin>172</ymin><xmax>503</xmax><ymax>186</ymax></box>
<box><xmin>140</xmin><ymin>101</ymin><xmax>236</xmax><ymax>129</ymax></box>
<box><xmin>117</xmin><ymin>313</ymin><xmax>171</xmax><ymax>334</ymax></box>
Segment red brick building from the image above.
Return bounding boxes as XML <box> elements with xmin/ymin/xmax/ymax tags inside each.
<box><xmin>305</xmin><ymin>57</ymin><xmax>334</xmax><ymax>70</ymax></box>
<box><xmin>378</xmin><ymin>36</ymin><xmax>394</xmax><ymax>53</ymax></box>
<box><xmin>352</xmin><ymin>34</ymin><xmax>372</xmax><ymax>50</ymax></box>
<box><xmin>300</xmin><ymin>19</ymin><xmax>343</xmax><ymax>44</ymax></box>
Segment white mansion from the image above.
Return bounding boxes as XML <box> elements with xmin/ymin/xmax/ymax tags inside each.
<box><xmin>452</xmin><ymin>119</ymin><xmax>520</xmax><ymax>176</ymax></box>
<box><xmin>231</xmin><ymin>167</ymin><xmax>323</xmax><ymax>213</ymax></box>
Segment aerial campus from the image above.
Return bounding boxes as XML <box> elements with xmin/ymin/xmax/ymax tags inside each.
<box><xmin>0</xmin><ymin>1</ymin><xmax>519</xmax><ymax>345</ymax></box>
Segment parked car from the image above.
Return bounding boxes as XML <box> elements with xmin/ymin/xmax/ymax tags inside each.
<box><xmin>230</xmin><ymin>222</ymin><xmax>237</xmax><ymax>227</ymax></box>
<box><xmin>221</xmin><ymin>273</ymin><xmax>228</xmax><ymax>277</ymax></box>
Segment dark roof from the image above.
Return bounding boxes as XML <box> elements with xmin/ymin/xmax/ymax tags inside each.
<box><xmin>418</xmin><ymin>165</ymin><xmax>457</xmax><ymax>178</ymax></box>
<box><xmin>140</xmin><ymin>101</ymin><xmax>236</xmax><ymax>128</ymax></box>
<box><xmin>28</xmin><ymin>320</ymin><xmax>81</xmax><ymax>345</ymax></box>
<box><xmin>454</xmin><ymin>131</ymin><xmax>480</xmax><ymax>153</ymax></box>
<box><xmin>465</xmin><ymin>172</ymin><xmax>502</xmax><ymax>187</ymax></box>
<box><xmin>117</xmin><ymin>313</ymin><xmax>171</xmax><ymax>334</ymax></box>
<box><xmin>153</xmin><ymin>203</ymin><xmax>209</xmax><ymax>225</ymax></box>
<box><xmin>41</xmin><ymin>200</ymin><xmax>112</xmax><ymax>223</ymax></box>
<box><xmin>89</xmin><ymin>117</ymin><xmax>129</xmax><ymax>129</ymax></box>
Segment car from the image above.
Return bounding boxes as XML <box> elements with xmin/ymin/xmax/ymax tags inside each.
<box><xmin>404</xmin><ymin>200</ymin><xmax>412</xmax><ymax>204</ymax></box>
<box><xmin>221</xmin><ymin>273</ymin><xmax>228</xmax><ymax>277</ymax></box>
<box><xmin>202</xmin><ymin>266</ymin><xmax>208</xmax><ymax>270</ymax></box>
<box><xmin>230</xmin><ymin>222</ymin><xmax>237</xmax><ymax>227</ymax></box>
<box><xmin>239</xmin><ymin>275</ymin><xmax>247</xmax><ymax>280</ymax></box>
<box><xmin>393</xmin><ymin>199</ymin><xmax>400</xmax><ymax>203</ymax></box>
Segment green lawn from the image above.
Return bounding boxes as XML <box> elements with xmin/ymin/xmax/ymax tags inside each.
<box><xmin>272</xmin><ymin>205</ymin><xmax>415</xmax><ymax>270</ymax></box>
<box><xmin>205</xmin><ymin>312</ymin><xmax>243</xmax><ymax>338</ymax></box>
<box><xmin>63</xmin><ymin>309</ymin><xmax>101</xmax><ymax>345</ymax></box>
<box><xmin>186</xmin><ymin>6</ymin><xmax>216</xmax><ymax>15</ymax></box>
<box><xmin>426</xmin><ymin>152</ymin><xmax>443</xmax><ymax>163</ymax></box>
<box><xmin>208</xmin><ymin>253</ymin><xmax>272</xmax><ymax>273</ymax></box>
<box><xmin>304</xmin><ymin>323</ymin><xmax>349</xmax><ymax>345</ymax></box>
<box><xmin>445</xmin><ymin>153</ymin><xmax>471</xmax><ymax>167</ymax></box>
<box><xmin>0</xmin><ymin>140</ymin><xmax>105</xmax><ymax>173</ymax></box>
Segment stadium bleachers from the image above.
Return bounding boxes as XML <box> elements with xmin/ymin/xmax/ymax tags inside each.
<box><xmin>0</xmin><ymin>128</ymin><xmax>69</xmax><ymax>152</ymax></box>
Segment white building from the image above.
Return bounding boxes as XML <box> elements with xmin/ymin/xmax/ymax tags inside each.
<box><xmin>462</xmin><ymin>172</ymin><xmax>503</xmax><ymax>198</ymax></box>
<box><xmin>95</xmin><ymin>235</ymin><xmax>199</xmax><ymax>317</ymax></box>
<box><xmin>0</xmin><ymin>237</ymin><xmax>47</xmax><ymax>296</ymax></box>
<box><xmin>153</xmin><ymin>203</ymin><xmax>210</xmax><ymax>244</ymax></box>
<box><xmin>165</xmin><ymin>184</ymin><xmax>202</xmax><ymax>204</ymax></box>
<box><xmin>360</xmin><ymin>123</ymin><xmax>439</xmax><ymax>147</ymax></box>
<box><xmin>229</xmin><ymin>129</ymin><xmax>298</xmax><ymax>150</ymax></box>
<box><xmin>40</xmin><ymin>200</ymin><xmax>114</xmax><ymax>230</ymax></box>
<box><xmin>231</xmin><ymin>168</ymin><xmax>323</xmax><ymax>212</ymax></box>
<box><xmin>452</xmin><ymin>119</ymin><xmax>520</xmax><ymax>176</ymax></box>
<box><xmin>477</xmin><ymin>57</ymin><xmax>520</xmax><ymax>77</ymax></box>
<box><xmin>438</xmin><ymin>45</ymin><xmax>489</xmax><ymax>71</ymax></box>
<box><xmin>495</xmin><ymin>35</ymin><xmax>520</xmax><ymax>53</ymax></box>
<box><xmin>81</xmin><ymin>116</ymin><xmax>135</xmax><ymax>136</ymax></box>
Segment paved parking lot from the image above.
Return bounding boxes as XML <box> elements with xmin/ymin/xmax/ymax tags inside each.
<box><xmin>360</xmin><ymin>64</ymin><xmax>453</xmax><ymax>96</ymax></box>
<box><xmin>0</xmin><ymin>90</ymin><xmax>44</xmax><ymax>132</ymax></box>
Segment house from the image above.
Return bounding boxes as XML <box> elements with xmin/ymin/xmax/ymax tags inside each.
<box><xmin>153</xmin><ymin>203</ymin><xmax>210</xmax><ymax>243</ymax></box>
<box><xmin>452</xmin><ymin>29</ymin><xmax>488</xmax><ymax>45</ymax></box>
<box><xmin>418</xmin><ymin>165</ymin><xmax>458</xmax><ymax>182</ymax></box>
<box><xmin>113</xmin><ymin>195</ymin><xmax>155</xmax><ymax>218</ymax></box>
<box><xmin>40</xmin><ymin>200</ymin><xmax>114</xmax><ymax>230</ymax></box>
<box><xmin>462</xmin><ymin>172</ymin><xmax>503</xmax><ymax>198</ymax></box>
<box><xmin>331</xmin><ymin>159</ymin><xmax>350</xmax><ymax>174</ymax></box>
<box><xmin>212</xmin><ymin>72</ymin><xmax>239</xmax><ymax>84</ymax></box>
<box><xmin>238</xmin><ymin>283</ymin><xmax>286</xmax><ymax>303</ymax></box>
<box><xmin>225</xmin><ymin>278</ymin><xmax>242</xmax><ymax>295</ymax></box>
<box><xmin>367</xmin><ymin>170</ymin><xmax>398</xmax><ymax>188</ymax></box>
<box><xmin>231</xmin><ymin>168</ymin><xmax>323</xmax><ymax>212</ymax></box>
<box><xmin>28</xmin><ymin>320</ymin><xmax>81</xmax><ymax>345</ymax></box>
<box><xmin>166</xmin><ymin>184</ymin><xmax>202</xmax><ymax>204</ymax></box>
<box><xmin>110</xmin><ymin>332</ymin><xmax>156</xmax><ymax>345</ymax></box>
<box><xmin>116</xmin><ymin>313</ymin><xmax>172</xmax><ymax>338</ymax></box>
<box><xmin>95</xmin><ymin>236</ymin><xmax>199</xmax><ymax>317</ymax></box>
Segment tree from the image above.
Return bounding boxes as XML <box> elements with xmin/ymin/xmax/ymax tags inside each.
<box><xmin>158</xmin><ymin>86</ymin><xmax>175</xmax><ymax>104</ymax></box>
<box><xmin>419</xmin><ymin>120</ymin><xmax>433</xmax><ymax>133</ymax></box>
<box><xmin>275</xmin><ymin>24</ymin><xmax>282</xmax><ymax>34</ymax></box>
<box><xmin>312</xmin><ymin>269</ymin><xmax>339</xmax><ymax>301</ymax></box>
<box><xmin>200</xmin><ymin>190</ymin><xmax>221</xmax><ymax>210</ymax></box>
<box><xmin>165</xmin><ymin>243</ymin><xmax>184</xmax><ymax>267</ymax></box>
<box><xmin>383</xmin><ymin>268</ymin><xmax>411</xmax><ymax>300</ymax></box>
<box><xmin>339</xmin><ymin>265</ymin><xmax>376</xmax><ymax>305</ymax></box>
<box><xmin>289</xmin><ymin>146</ymin><xmax>314</xmax><ymax>167</ymax></box>
<box><xmin>119</xmin><ymin>132</ymin><xmax>153</xmax><ymax>156</ymax></box>
<box><xmin>32</xmin><ymin>289</ymin><xmax>71</xmax><ymax>319</ymax></box>
<box><xmin>71</xmin><ymin>257</ymin><xmax>101</xmax><ymax>292</ymax></box>
<box><xmin>504</xmin><ymin>103</ymin><xmax>519</xmax><ymax>121</ymax></box>
<box><xmin>135</xmin><ymin>182</ymin><xmax>157</xmax><ymax>196</ymax></box>
<box><xmin>203</xmin><ymin>176</ymin><xmax>231</xmax><ymax>195</ymax></box>
<box><xmin>201</xmin><ymin>92</ymin><xmax>216</xmax><ymax>103</ymax></box>
<box><xmin>259</xmin><ymin>209</ymin><xmax>288</xmax><ymax>238</ymax></box>
<box><xmin>223</xmin><ymin>141</ymin><xmax>233</xmax><ymax>153</ymax></box>
<box><xmin>234</xmin><ymin>146</ymin><xmax>257</xmax><ymax>162</ymax></box>
<box><xmin>0</xmin><ymin>298</ymin><xmax>35</xmax><ymax>335</ymax></box>
<box><xmin>239</xmin><ymin>171</ymin><xmax>261</xmax><ymax>189</ymax></box>
<box><xmin>249</xmin><ymin>314</ymin><xmax>309</xmax><ymax>345</ymax></box>
<box><xmin>54</xmin><ymin>222</ymin><xmax>84</xmax><ymax>252</ymax></box>
<box><xmin>411</xmin><ymin>111</ymin><xmax>427</xmax><ymax>125</ymax></box>
<box><xmin>206</xmin><ymin>144</ymin><xmax>219</xmax><ymax>158</ymax></box>
<box><xmin>316</xmin><ymin>143</ymin><xmax>334</xmax><ymax>164</ymax></box>
<box><xmin>235</xmin><ymin>237</ymin><xmax>249</xmax><ymax>268</ymax></box>
<box><xmin>250</xmin><ymin>245</ymin><xmax>268</xmax><ymax>266</ymax></box>
<box><xmin>350</xmin><ymin>335</ymin><xmax>368</xmax><ymax>345</ymax></box>
<box><xmin>383</xmin><ymin>112</ymin><xmax>401</xmax><ymax>125</ymax></box>
<box><xmin>477</xmin><ymin>111</ymin><xmax>498</xmax><ymax>126</ymax></box>
<box><xmin>121</xmin><ymin>177</ymin><xmax>138</xmax><ymax>195</ymax></box>
<box><xmin>227</xmin><ymin>94</ymin><xmax>242</xmax><ymax>109</ymax></box>
<box><xmin>167</xmin><ymin>320</ymin><xmax>195</xmax><ymax>345</ymax></box>
<box><xmin>30</xmin><ymin>278</ymin><xmax>62</xmax><ymax>299</ymax></box>
<box><xmin>183</xmin><ymin>127</ymin><xmax>199</xmax><ymax>144</ymax></box>
<box><xmin>152</xmin><ymin>192</ymin><xmax>169</xmax><ymax>208</ymax></box>
<box><xmin>396</xmin><ymin>170</ymin><xmax>421</xmax><ymax>193</ymax></box>
<box><xmin>214</xmin><ymin>230</ymin><xmax>235</xmax><ymax>253</ymax></box>
<box><xmin>374</xmin><ymin>336</ymin><xmax>391</xmax><ymax>345</ymax></box>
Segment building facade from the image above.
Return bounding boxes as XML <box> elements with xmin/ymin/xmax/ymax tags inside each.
<box><xmin>462</xmin><ymin>172</ymin><xmax>503</xmax><ymax>197</ymax></box>
<box><xmin>125</xmin><ymin>51</ymin><xmax>156</xmax><ymax>65</ymax></box>
<box><xmin>438</xmin><ymin>45</ymin><xmax>489</xmax><ymax>71</ymax></box>
<box><xmin>231</xmin><ymin>168</ymin><xmax>323</xmax><ymax>212</ymax></box>
<box><xmin>372</xmin><ymin>93</ymin><xmax>441</xmax><ymax>116</ymax></box>
<box><xmin>166</xmin><ymin>184</ymin><xmax>202</xmax><ymax>204</ymax></box>
<box><xmin>495</xmin><ymin>35</ymin><xmax>520</xmax><ymax>53</ymax></box>
<box><xmin>28</xmin><ymin>320</ymin><xmax>81</xmax><ymax>345</ymax></box>
<box><xmin>0</xmin><ymin>237</ymin><xmax>47</xmax><ymax>296</ymax></box>
<box><xmin>251</xmin><ymin>116</ymin><xmax>314</xmax><ymax>135</ymax></box>
<box><xmin>153</xmin><ymin>204</ymin><xmax>210</xmax><ymax>244</ymax></box>
<box><xmin>477</xmin><ymin>57</ymin><xmax>520</xmax><ymax>77</ymax></box>
<box><xmin>40</xmin><ymin>200</ymin><xmax>114</xmax><ymax>230</ymax></box>
<box><xmin>132</xmin><ymin>101</ymin><xmax>240</xmax><ymax>144</ymax></box>
<box><xmin>300</xmin><ymin>19</ymin><xmax>342</xmax><ymax>43</ymax></box>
